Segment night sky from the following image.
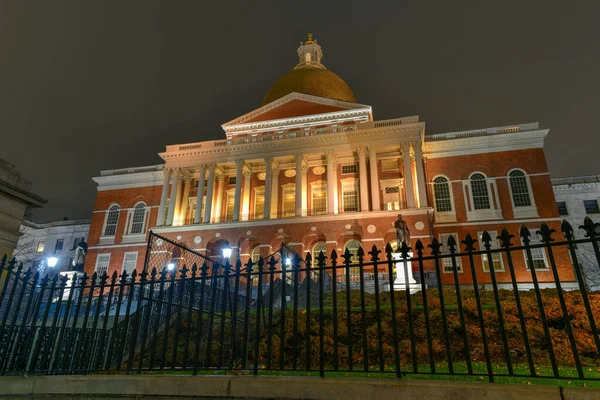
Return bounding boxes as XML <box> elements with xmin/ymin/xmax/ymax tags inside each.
<box><xmin>1</xmin><ymin>1</ymin><xmax>598</xmax><ymax>223</ymax></box>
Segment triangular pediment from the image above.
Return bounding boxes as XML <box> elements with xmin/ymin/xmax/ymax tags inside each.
<box><xmin>222</xmin><ymin>92</ymin><xmax>371</xmax><ymax>127</ymax></box>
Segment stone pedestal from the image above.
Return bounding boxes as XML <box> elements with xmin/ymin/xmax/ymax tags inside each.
<box><xmin>392</xmin><ymin>252</ymin><xmax>421</xmax><ymax>293</ymax></box>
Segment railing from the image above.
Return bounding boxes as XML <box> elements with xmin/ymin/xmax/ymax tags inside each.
<box><xmin>178</xmin><ymin>208</ymin><xmax>405</xmax><ymax>227</ymax></box>
<box><xmin>1</xmin><ymin>218</ymin><xmax>600</xmax><ymax>381</ymax></box>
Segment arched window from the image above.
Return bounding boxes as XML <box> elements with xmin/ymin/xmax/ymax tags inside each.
<box><xmin>312</xmin><ymin>241</ymin><xmax>327</xmax><ymax>267</ymax></box>
<box><xmin>470</xmin><ymin>173</ymin><xmax>490</xmax><ymax>210</ymax></box>
<box><xmin>344</xmin><ymin>239</ymin><xmax>362</xmax><ymax>275</ymax></box>
<box><xmin>433</xmin><ymin>176</ymin><xmax>452</xmax><ymax>212</ymax></box>
<box><xmin>130</xmin><ymin>203</ymin><xmax>146</xmax><ymax>234</ymax></box>
<box><xmin>508</xmin><ymin>170</ymin><xmax>532</xmax><ymax>207</ymax></box>
<box><xmin>251</xmin><ymin>246</ymin><xmax>261</xmax><ymax>263</ymax></box>
<box><xmin>305</xmin><ymin>52</ymin><xmax>311</xmax><ymax>62</ymax></box>
<box><xmin>103</xmin><ymin>205</ymin><xmax>120</xmax><ymax>237</ymax></box>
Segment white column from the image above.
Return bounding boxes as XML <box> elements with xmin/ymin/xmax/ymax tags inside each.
<box><xmin>271</xmin><ymin>167</ymin><xmax>280</xmax><ymax>219</ymax></box>
<box><xmin>194</xmin><ymin>165</ymin><xmax>206</xmax><ymax>224</ymax></box>
<box><xmin>368</xmin><ymin>146</ymin><xmax>381</xmax><ymax>211</ymax></box>
<box><xmin>263</xmin><ymin>157</ymin><xmax>273</xmax><ymax>219</ymax></box>
<box><xmin>213</xmin><ymin>173</ymin><xmax>225</xmax><ymax>222</ymax></box>
<box><xmin>325</xmin><ymin>150</ymin><xmax>336</xmax><ymax>214</ymax></box>
<box><xmin>402</xmin><ymin>142</ymin><xmax>416</xmax><ymax>208</ymax></box>
<box><xmin>241</xmin><ymin>168</ymin><xmax>252</xmax><ymax>221</ymax></box>
<box><xmin>172</xmin><ymin>175</ymin><xmax>183</xmax><ymax>225</ymax></box>
<box><xmin>203</xmin><ymin>164</ymin><xmax>216</xmax><ymax>224</ymax></box>
<box><xmin>295</xmin><ymin>153</ymin><xmax>303</xmax><ymax>217</ymax></box>
<box><xmin>165</xmin><ymin>169</ymin><xmax>179</xmax><ymax>226</ymax></box>
<box><xmin>413</xmin><ymin>141</ymin><xmax>428</xmax><ymax>208</ymax></box>
<box><xmin>357</xmin><ymin>147</ymin><xmax>369</xmax><ymax>211</ymax></box>
<box><xmin>302</xmin><ymin>164</ymin><xmax>308</xmax><ymax>216</ymax></box>
<box><xmin>179</xmin><ymin>176</ymin><xmax>192</xmax><ymax>225</ymax></box>
<box><xmin>156</xmin><ymin>168</ymin><xmax>171</xmax><ymax>226</ymax></box>
<box><xmin>233</xmin><ymin>159</ymin><xmax>244</xmax><ymax>221</ymax></box>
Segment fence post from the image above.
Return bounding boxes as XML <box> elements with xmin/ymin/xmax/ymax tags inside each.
<box><xmin>429</xmin><ymin>238</ymin><xmax>453</xmax><ymax>374</ymax></box>
<box><xmin>462</xmin><ymin>233</ymin><xmax>494</xmax><ymax>382</ymax></box>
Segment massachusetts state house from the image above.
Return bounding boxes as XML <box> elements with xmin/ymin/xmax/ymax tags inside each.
<box><xmin>84</xmin><ymin>34</ymin><xmax>575</xmax><ymax>288</ymax></box>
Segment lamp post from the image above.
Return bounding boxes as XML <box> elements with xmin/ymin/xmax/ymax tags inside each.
<box><xmin>166</xmin><ymin>262</ymin><xmax>175</xmax><ymax>271</ymax></box>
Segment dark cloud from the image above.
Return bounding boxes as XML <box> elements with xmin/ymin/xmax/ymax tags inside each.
<box><xmin>0</xmin><ymin>0</ymin><xmax>597</xmax><ymax>223</ymax></box>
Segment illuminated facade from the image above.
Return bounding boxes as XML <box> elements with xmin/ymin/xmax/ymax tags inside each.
<box><xmin>84</xmin><ymin>34</ymin><xmax>576</xmax><ymax>288</ymax></box>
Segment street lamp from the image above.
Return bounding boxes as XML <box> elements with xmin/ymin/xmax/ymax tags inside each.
<box><xmin>47</xmin><ymin>257</ymin><xmax>59</xmax><ymax>268</ymax></box>
<box><xmin>285</xmin><ymin>257</ymin><xmax>291</xmax><ymax>267</ymax></box>
<box><xmin>222</xmin><ymin>244</ymin><xmax>233</xmax><ymax>260</ymax></box>
<box><xmin>166</xmin><ymin>262</ymin><xmax>175</xmax><ymax>271</ymax></box>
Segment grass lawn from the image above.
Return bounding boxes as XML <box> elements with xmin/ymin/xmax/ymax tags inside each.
<box><xmin>136</xmin><ymin>362</ymin><xmax>600</xmax><ymax>388</ymax></box>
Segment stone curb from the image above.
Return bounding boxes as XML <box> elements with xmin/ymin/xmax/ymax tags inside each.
<box><xmin>0</xmin><ymin>375</ymin><xmax>597</xmax><ymax>400</ymax></box>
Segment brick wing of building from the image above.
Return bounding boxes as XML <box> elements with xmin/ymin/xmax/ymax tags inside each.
<box><xmin>84</xmin><ymin>34</ymin><xmax>575</xmax><ymax>289</ymax></box>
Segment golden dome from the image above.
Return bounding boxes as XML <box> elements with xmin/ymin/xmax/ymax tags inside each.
<box><xmin>263</xmin><ymin>67</ymin><xmax>357</xmax><ymax>105</ymax></box>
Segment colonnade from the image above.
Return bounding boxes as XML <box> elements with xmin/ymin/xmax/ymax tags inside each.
<box><xmin>155</xmin><ymin>142</ymin><xmax>428</xmax><ymax>227</ymax></box>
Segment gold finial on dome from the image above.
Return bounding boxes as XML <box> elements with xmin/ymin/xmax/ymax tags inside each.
<box><xmin>305</xmin><ymin>32</ymin><xmax>315</xmax><ymax>45</ymax></box>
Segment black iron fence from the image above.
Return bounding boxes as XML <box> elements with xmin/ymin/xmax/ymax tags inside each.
<box><xmin>1</xmin><ymin>219</ymin><xmax>600</xmax><ymax>381</ymax></box>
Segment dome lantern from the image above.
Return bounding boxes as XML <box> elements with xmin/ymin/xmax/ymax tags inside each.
<box><xmin>262</xmin><ymin>33</ymin><xmax>357</xmax><ymax>105</ymax></box>
<box><xmin>295</xmin><ymin>32</ymin><xmax>324</xmax><ymax>70</ymax></box>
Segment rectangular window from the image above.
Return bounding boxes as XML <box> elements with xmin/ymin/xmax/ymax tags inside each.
<box><xmin>224</xmin><ymin>192</ymin><xmax>235</xmax><ymax>222</ymax></box>
<box><xmin>55</xmin><ymin>239</ymin><xmax>64</xmax><ymax>252</ymax></box>
<box><xmin>342</xmin><ymin>180</ymin><xmax>359</xmax><ymax>212</ymax></box>
<box><xmin>341</xmin><ymin>164</ymin><xmax>358</xmax><ymax>174</ymax></box>
<box><xmin>254</xmin><ymin>191</ymin><xmax>265</xmax><ymax>219</ymax></box>
<box><xmin>311</xmin><ymin>184</ymin><xmax>327</xmax><ymax>215</ymax></box>
<box><xmin>523</xmin><ymin>234</ymin><xmax>549</xmax><ymax>270</ymax></box>
<box><xmin>556</xmin><ymin>201</ymin><xmax>568</xmax><ymax>216</ymax></box>
<box><xmin>584</xmin><ymin>200</ymin><xmax>600</xmax><ymax>214</ymax></box>
<box><xmin>439</xmin><ymin>233</ymin><xmax>462</xmax><ymax>273</ymax></box>
<box><xmin>477</xmin><ymin>231</ymin><xmax>504</xmax><ymax>272</ymax></box>
<box><xmin>381</xmin><ymin>159</ymin><xmax>398</xmax><ymax>171</ymax></box>
<box><xmin>95</xmin><ymin>254</ymin><xmax>111</xmax><ymax>276</ymax></box>
<box><xmin>282</xmin><ymin>187</ymin><xmax>295</xmax><ymax>217</ymax></box>
<box><xmin>36</xmin><ymin>242</ymin><xmax>45</xmax><ymax>253</ymax></box>
<box><xmin>228</xmin><ymin>176</ymin><xmax>237</xmax><ymax>185</ymax></box>
<box><xmin>122</xmin><ymin>252</ymin><xmax>138</xmax><ymax>275</ymax></box>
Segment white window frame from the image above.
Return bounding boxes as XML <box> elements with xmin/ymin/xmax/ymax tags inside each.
<box><xmin>344</xmin><ymin>239</ymin><xmax>362</xmax><ymax>275</ymax></box>
<box><xmin>100</xmin><ymin>204</ymin><xmax>120</xmax><ymax>245</ymax></box>
<box><xmin>281</xmin><ymin>183</ymin><xmax>296</xmax><ymax>217</ymax></box>
<box><xmin>95</xmin><ymin>253</ymin><xmax>111</xmax><ymax>276</ymax></box>
<box><xmin>439</xmin><ymin>233</ymin><xmax>462</xmax><ymax>273</ymax></box>
<box><xmin>463</xmin><ymin>173</ymin><xmax>502</xmax><ymax>221</ymax></box>
<box><xmin>121</xmin><ymin>251</ymin><xmax>138</xmax><ymax>276</ymax></box>
<box><xmin>380</xmin><ymin>178</ymin><xmax>402</xmax><ymax>211</ymax></box>
<box><xmin>223</xmin><ymin>189</ymin><xmax>235</xmax><ymax>222</ymax></box>
<box><xmin>507</xmin><ymin>169</ymin><xmax>538</xmax><ymax>218</ymax></box>
<box><xmin>341</xmin><ymin>163</ymin><xmax>358</xmax><ymax>175</ymax></box>
<box><xmin>253</xmin><ymin>186</ymin><xmax>265</xmax><ymax>220</ymax></box>
<box><xmin>432</xmin><ymin>175</ymin><xmax>457</xmax><ymax>223</ymax></box>
<box><xmin>522</xmin><ymin>230</ymin><xmax>550</xmax><ymax>270</ymax></box>
<box><xmin>36</xmin><ymin>241</ymin><xmax>45</xmax><ymax>253</ymax></box>
<box><xmin>477</xmin><ymin>231</ymin><xmax>504</xmax><ymax>272</ymax></box>
<box><xmin>341</xmin><ymin>178</ymin><xmax>360</xmax><ymax>213</ymax></box>
<box><xmin>310</xmin><ymin>181</ymin><xmax>327</xmax><ymax>215</ymax></box>
<box><xmin>311</xmin><ymin>241</ymin><xmax>327</xmax><ymax>267</ymax></box>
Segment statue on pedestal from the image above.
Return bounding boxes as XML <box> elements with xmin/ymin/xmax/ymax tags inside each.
<box><xmin>394</xmin><ymin>214</ymin><xmax>411</xmax><ymax>246</ymax></box>
<box><xmin>72</xmin><ymin>240</ymin><xmax>88</xmax><ymax>272</ymax></box>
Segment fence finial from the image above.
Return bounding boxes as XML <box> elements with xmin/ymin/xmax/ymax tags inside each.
<box><xmin>537</xmin><ymin>223</ymin><xmax>555</xmax><ymax>243</ymax></box>
<box><xmin>428</xmin><ymin>237</ymin><xmax>441</xmax><ymax>255</ymax></box>
<box><xmin>519</xmin><ymin>226</ymin><xmax>531</xmax><ymax>243</ymax></box>
<box><xmin>414</xmin><ymin>239</ymin><xmax>424</xmax><ymax>256</ymax></box>
<box><xmin>498</xmin><ymin>229</ymin><xmax>514</xmax><ymax>248</ymax></box>
<box><xmin>561</xmin><ymin>219</ymin><xmax>574</xmax><ymax>238</ymax></box>
<box><xmin>462</xmin><ymin>233</ymin><xmax>477</xmax><ymax>252</ymax></box>
<box><xmin>368</xmin><ymin>245</ymin><xmax>381</xmax><ymax>262</ymax></box>
<box><xmin>342</xmin><ymin>248</ymin><xmax>353</xmax><ymax>264</ymax></box>
<box><xmin>481</xmin><ymin>231</ymin><xmax>493</xmax><ymax>249</ymax></box>
<box><xmin>580</xmin><ymin>216</ymin><xmax>600</xmax><ymax>238</ymax></box>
